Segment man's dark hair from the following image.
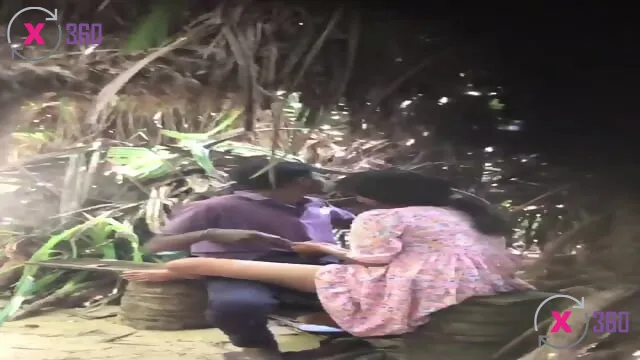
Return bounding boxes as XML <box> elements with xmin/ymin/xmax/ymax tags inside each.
<box><xmin>230</xmin><ymin>156</ymin><xmax>313</xmax><ymax>190</ymax></box>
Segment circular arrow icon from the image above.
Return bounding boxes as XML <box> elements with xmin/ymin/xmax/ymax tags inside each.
<box><xmin>534</xmin><ymin>294</ymin><xmax>590</xmax><ymax>350</ymax></box>
<box><xmin>7</xmin><ymin>7</ymin><xmax>62</xmax><ymax>62</ymax></box>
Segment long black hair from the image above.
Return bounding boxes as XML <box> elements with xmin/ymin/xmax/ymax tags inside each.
<box><xmin>336</xmin><ymin>169</ymin><xmax>512</xmax><ymax>237</ymax></box>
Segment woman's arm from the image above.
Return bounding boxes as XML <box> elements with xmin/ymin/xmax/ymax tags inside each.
<box><xmin>318</xmin><ymin>245</ymin><xmax>350</xmax><ymax>261</ymax></box>
<box><xmin>325</xmin><ymin>248</ymin><xmax>379</xmax><ymax>265</ymax></box>
<box><xmin>294</xmin><ymin>243</ymin><xmax>384</xmax><ymax>266</ymax></box>
<box><xmin>121</xmin><ymin>268</ymin><xmax>202</xmax><ymax>282</ymax></box>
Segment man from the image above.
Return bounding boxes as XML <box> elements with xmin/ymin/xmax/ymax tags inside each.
<box><xmin>123</xmin><ymin>157</ymin><xmax>354</xmax><ymax>359</ymax></box>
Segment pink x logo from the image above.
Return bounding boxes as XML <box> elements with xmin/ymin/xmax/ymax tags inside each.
<box><xmin>550</xmin><ymin>311</ymin><xmax>572</xmax><ymax>333</ymax></box>
<box><xmin>24</xmin><ymin>23</ymin><xmax>45</xmax><ymax>45</ymax></box>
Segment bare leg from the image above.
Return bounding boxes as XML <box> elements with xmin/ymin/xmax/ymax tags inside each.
<box><xmin>166</xmin><ymin>258</ymin><xmax>322</xmax><ymax>293</ymax></box>
<box><xmin>121</xmin><ymin>269</ymin><xmax>189</xmax><ymax>282</ymax></box>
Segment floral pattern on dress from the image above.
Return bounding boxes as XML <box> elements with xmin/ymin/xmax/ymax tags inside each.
<box><xmin>314</xmin><ymin>206</ymin><xmax>533</xmax><ymax>337</ymax></box>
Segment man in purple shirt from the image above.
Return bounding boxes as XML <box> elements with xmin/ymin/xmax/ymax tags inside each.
<box><xmin>124</xmin><ymin>157</ymin><xmax>354</xmax><ymax>358</ymax></box>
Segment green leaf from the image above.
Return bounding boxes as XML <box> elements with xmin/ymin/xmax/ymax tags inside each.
<box><xmin>0</xmin><ymin>276</ymin><xmax>35</xmax><ymax>326</ymax></box>
<box><xmin>159</xmin><ymin>109</ymin><xmax>243</xmax><ymax>141</ymax></box>
<box><xmin>184</xmin><ymin>143</ymin><xmax>214</xmax><ymax>176</ymax></box>
<box><xmin>208</xmin><ymin>109</ymin><xmax>243</xmax><ymax>135</ymax></box>
<box><xmin>106</xmin><ymin>146</ymin><xmax>177</xmax><ymax>180</ymax></box>
<box><xmin>489</xmin><ymin>98</ymin><xmax>505</xmax><ymax>111</ymax></box>
<box><xmin>126</xmin><ymin>0</ymin><xmax>181</xmax><ymax>51</ymax></box>
<box><xmin>210</xmin><ymin>141</ymin><xmax>303</xmax><ymax>161</ymax></box>
<box><xmin>11</xmin><ymin>131</ymin><xmax>55</xmax><ymax>142</ymax></box>
<box><xmin>159</xmin><ymin>129</ymin><xmax>209</xmax><ymax>141</ymax></box>
<box><xmin>0</xmin><ymin>215</ymin><xmax>145</xmax><ymax>322</ymax></box>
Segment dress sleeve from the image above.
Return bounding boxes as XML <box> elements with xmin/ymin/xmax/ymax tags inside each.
<box><xmin>481</xmin><ymin>235</ymin><xmax>523</xmax><ymax>276</ymax></box>
<box><xmin>347</xmin><ymin>209</ymin><xmax>405</xmax><ymax>265</ymax></box>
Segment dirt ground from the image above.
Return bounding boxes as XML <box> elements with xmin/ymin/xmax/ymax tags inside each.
<box><xmin>0</xmin><ymin>305</ymin><xmax>322</xmax><ymax>360</ymax></box>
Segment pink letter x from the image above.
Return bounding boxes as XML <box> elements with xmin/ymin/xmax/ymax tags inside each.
<box><xmin>550</xmin><ymin>311</ymin><xmax>572</xmax><ymax>333</ymax></box>
<box><xmin>24</xmin><ymin>23</ymin><xmax>45</xmax><ymax>45</ymax></box>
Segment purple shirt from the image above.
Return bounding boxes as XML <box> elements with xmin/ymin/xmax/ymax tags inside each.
<box><xmin>159</xmin><ymin>192</ymin><xmax>354</xmax><ymax>259</ymax></box>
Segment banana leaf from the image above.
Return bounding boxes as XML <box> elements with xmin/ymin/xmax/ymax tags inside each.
<box><xmin>0</xmin><ymin>275</ymin><xmax>34</xmax><ymax>326</ymax></box>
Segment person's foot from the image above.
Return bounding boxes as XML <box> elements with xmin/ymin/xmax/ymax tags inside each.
<box><xmin>121</xmin><ymin>269</ymin><xmax>178</xmax><ymax>282</ymax></box>
<box><xmin>296</xmin><ymin>312</ymin><xmax>339</xmax><ymax>327</ymax></box>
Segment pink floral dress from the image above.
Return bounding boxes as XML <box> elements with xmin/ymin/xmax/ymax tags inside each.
<box><xmin>314</xmin><ymin>206</ymin><xmax>533</xmax><ymax>337</ymax></box>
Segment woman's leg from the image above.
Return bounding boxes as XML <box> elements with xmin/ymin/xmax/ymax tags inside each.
<box><xmin>121</xmin><ymin>269</ymin><xmax>193</xmax><ymax>282</ymax></box>
<box><xmin>166</xmin><ymin>258</ymin><xmax>322</xmax><ymax>293</ymax></box>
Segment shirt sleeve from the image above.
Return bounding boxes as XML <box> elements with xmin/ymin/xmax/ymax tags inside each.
<box><xmin>329</xmin><ymin>205</ymin><xmax>356</xmax><ymax>228</ymax></box>
<box><xmin>158</xmin><ymin>203</ymin><xmax>221</xmax><ymax>235</ymax></box>
<box><xmin>330</xmin><ymin>206</ymin><xmax>355</xmax><ymax>221</ymax></box>
<box><xmin>347</xmin><ymin>209</ymin><xmax>405</xmax><ymax>265</ymax></box>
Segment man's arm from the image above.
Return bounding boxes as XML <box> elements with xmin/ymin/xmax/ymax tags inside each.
<box><xmin>144</xmin><ymin>228</ymin><xmax>286</xmax><ymax>254</ymax></box>
<box><xmin>144</xmin><ymin>203</ymin><xmax>219</xmax><ymax>254</ymax></box>
<box><xmin>144</xmin><ymin>230</ymin><xmax>212</xmax><ymax>254</ymax></box>
<box><xmin>144</xmin><ymin>203</ymin><xmax>290</xmax><ymax>254</ymax></box>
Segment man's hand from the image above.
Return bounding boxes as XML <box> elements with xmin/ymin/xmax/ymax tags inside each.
<box><xmin>205</xmin><ymin>229</ymin><xmax>293</xmax><ymax>249</ymax></box>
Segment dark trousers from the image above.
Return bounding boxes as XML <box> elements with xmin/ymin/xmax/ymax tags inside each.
<box><xmin>204</xmin><ymin>252</ymin><xmax>329</xmax><ymax>348</ymax></box>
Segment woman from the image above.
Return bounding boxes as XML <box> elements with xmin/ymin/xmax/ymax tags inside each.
<box><xmin>135</xmin><ymin>170</ymin><xmax>532</xmax><ymax>337</ymax></box>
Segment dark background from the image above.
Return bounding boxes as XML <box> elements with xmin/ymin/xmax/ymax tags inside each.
<box><xmin>360</xmin><ymin>2</ymin><xmax>638</xmax><ymax>168</ymax></box>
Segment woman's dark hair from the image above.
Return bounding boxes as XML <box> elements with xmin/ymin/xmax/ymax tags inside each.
<box><xmin>336</xmin><ymin>169</ymin><xmax>512</xmax><ymax>237</ymax></box>
<box><xmin>230</xmin><ymin>156</ymin><xmax>313</xmax><ymax>190</ymax></box>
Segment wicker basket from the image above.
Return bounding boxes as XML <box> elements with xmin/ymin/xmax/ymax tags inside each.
<box><xmin>119</xmin><ymin>280</ymin><xmax>209</xmax><ymax>330</ymax></box>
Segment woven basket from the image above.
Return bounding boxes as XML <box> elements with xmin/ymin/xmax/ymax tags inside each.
<box><xmin>119</xmin><ymin>280</ymin><xmax>209</xmax><ymax>330</ymax></box>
